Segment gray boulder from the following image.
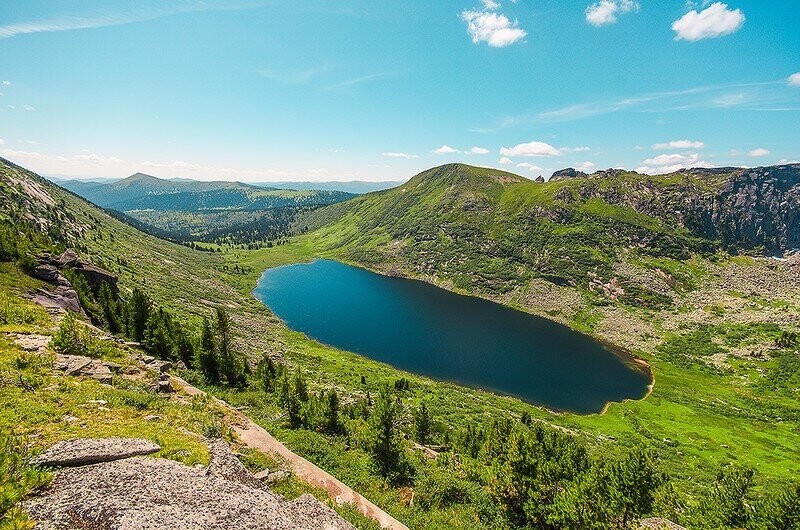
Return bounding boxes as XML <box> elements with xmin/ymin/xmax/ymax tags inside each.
<box><xmin>32</xmin><ymin>438</ymin><xmax>161</xmax><ymax>467</ymax></box>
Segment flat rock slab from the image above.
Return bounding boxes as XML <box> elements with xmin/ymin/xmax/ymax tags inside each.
<box><xmin>9</xmin><ymin>333</ymin><xmax>51</xmax><ymax>353</ymax></box>
<box><xmin>33</xmin><ymin>438</ymin><xmax>161</xmax><ymax>467</ymax></box>
<box><xmin>23</xmin><ymin>456</ymin><xmax>354</xmax><ymax>530</ymax></box>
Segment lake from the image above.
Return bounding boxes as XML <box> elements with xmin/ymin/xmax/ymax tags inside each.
<box><xmin>253</xmin><ymin>259</ymin><xmax>651</xmax><ymax>414</ymax></box>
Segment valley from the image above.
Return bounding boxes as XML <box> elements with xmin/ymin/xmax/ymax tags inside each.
<box><xmin>2</xmin><ymin>157</ymin><xmax>799</xmax><ymax>529</ymax></box>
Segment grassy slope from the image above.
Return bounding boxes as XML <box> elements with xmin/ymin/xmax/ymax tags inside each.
<box><xmin>3</xmin><ymin>159</ymin><xmax>799</xmax><ymax>526</ymax></box>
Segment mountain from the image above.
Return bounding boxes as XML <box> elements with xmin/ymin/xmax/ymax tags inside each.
<box><xmin>2</xmin><ymin>157</ymin><xmax>800</xmax><ymax>530</ymax></box>
<box><xmin>304</xmin><ymin>163</ymin><xmax>800</xmax><ymax>305</ymax></box>
<box><xmin>55</xmin><ymin>172</ymin><xmax>356</xmax><ymax>212</ymax></box>
<box><xmin>255</xmin><ymin>180</ymin><xmax>406</xmax><ymax>194</ymax></box>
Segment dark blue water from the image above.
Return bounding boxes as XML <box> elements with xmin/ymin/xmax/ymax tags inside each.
<box><xmin>254</xmin><ymin>260</ymin><xmax>651</xmax><ymax>413</ymax></box>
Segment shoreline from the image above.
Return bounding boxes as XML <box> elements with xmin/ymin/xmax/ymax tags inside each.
<box><xmin>251</xmin><ymin>254</ymin><xmax>656</xmax><ymax>417</ymax></box>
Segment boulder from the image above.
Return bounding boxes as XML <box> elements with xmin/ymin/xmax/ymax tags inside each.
<box><xmin>72</xmin><ymin>262</ymin><xmax>118</xmax><ymax>294</ymax></box>
<box><xmin>22</xmin><ymin>454</ymin><xmax>355</xmax><ymax>530</ymax></box>
<box><xmin>33</xmin><ymin>264</ymin><xmax>60</xmax><ymax>282</ymax></box>
<box><xmin>32</xmin><ymin>437</ymin><xmax>161</xmax><ymax>467</ymax></box>
<box><xmin>550</xmin><ymin>168</ymin><xmax>588</xmax><ymax>181</ymax></box>
<box><xmin>535</xmin><ymin>175</ymin><xmax>545</xmax><ymax>183</ymax></box>
<box><xmin>57</xmin><ymin>248</ymin><xmax>80</xmax><ymax>268</ymax></box>
<box><xmin>639</xmin><ymin>518</ymin><xmax>687</xmax><ymax>530</ymax></box>
<box><xmin>54</xmin><ymin>355</ymin><xmax>114</xmax><ymax>384</ymax></box>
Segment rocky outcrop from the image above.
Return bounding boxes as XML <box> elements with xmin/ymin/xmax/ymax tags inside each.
<box><xmin>53</xmin><ymin>354</ymin><xmax>119</xmax><ymax>384</ymax></box>
<box><xmin>550</xmin><ymin>168</ymin><xmax>589</xmax><ymax>181</ymax></box>
<box><xmin>573</xmin><ymin>164</ymin><xmax>800</xmax><ymax>254</ymax></box>
<box><xmin>33</xmin><ymin>438</ymin><xmax>161</xmax><ymax>467</ymax></box>
<box><xmin>24</xmin><ymin>438</ymin><xmax>354</xmax><ymax>530</ymax></box>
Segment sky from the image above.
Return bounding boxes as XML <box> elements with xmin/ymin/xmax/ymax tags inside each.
<box><xmin>0</xmin><ymin>0</ymin><xmax>798</xmax><ymax>182</ymax></box>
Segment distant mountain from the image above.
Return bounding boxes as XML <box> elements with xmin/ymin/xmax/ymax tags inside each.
<box><xmin>54</xmin><ymin>172</ymin><xmax>356</xmax><ymax>212</ymax></box>
<box><xmin>254</xmin><ymin>180</ymin><xmax>406</xmax><ymax>194</ymax></box>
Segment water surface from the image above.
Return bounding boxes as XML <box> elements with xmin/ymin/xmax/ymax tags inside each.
<box><xmin>254</xmin><ymin>260</ymin><xmax>650</xmax><ymax>414</ymax></box>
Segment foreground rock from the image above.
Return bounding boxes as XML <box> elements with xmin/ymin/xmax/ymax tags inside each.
<box><xmin>639</xmin><ymin>518</ymin><xmax>687</xmax><ymax>530</ymax></box>
<box><xmin>32</xmin><ymin>438</ymin><xmax>161</xmax><ymax>467</ymax></box>
<box><xmin>24</xmin><ymin>438</ymin><xmax>354</xmax><ymax>530</ymax></box>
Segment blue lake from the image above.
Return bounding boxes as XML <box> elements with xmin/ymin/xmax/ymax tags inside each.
<box><xmin>253</xmin><ymin>259</ymin><xmax>651</xmax><ymax>414</ymax></box>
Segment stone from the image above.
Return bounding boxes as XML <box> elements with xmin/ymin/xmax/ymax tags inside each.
<box><xmin>23</xmin><ymin>440</ymin><xmax>355</xmax><ymax>530</ymax></box>
<box><xmin>11</xmin><ymin>333</ymin><xmax>50</xmax><ymax>353</ymax></box>
<box><xmin>102</xmin><ymin>361</ymin><xmax>123</xmax><ymax>373</ymax></box>
<box><xmin>534</xmin><ymin>175</ymin><xmax>545</xmax><ymax>183</ymax></box>
<box><xmin>32</xmin><ymin>438</ymin><xmax>161</xmax><ymax>467</ymax></box>
<box><xmin>550</xmin><ymin>167</ymin><xmax>589</xmax><ymax>181</ymax></box>
<box><xmin>54</xmin><ymin>355</ymin><xmax>93</xmax><ymax>376</ymax></box>
<box><xmin>639</xmin><ymin>518</ymin><xmax>687</xmax><ymax>530</ymax></box>
<box><xmin>33</xmin><ymin>264</ymin><xmax>60</xmax><ymax>282</ymax></box>
<box><xmin>205</xmin><ymin>440</ymin><xmax>265</xmax><ymax>490</ymax></box>
<box><xmin>57</xmin><ymin>248</ymin><xmax>80</xmax><ymax>268</ymax></box>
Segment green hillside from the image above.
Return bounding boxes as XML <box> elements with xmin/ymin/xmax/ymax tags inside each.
<box><xmin>2</xmin><ymin>157</ymin><xmax>800</xmax><ymax>530</ymax></box>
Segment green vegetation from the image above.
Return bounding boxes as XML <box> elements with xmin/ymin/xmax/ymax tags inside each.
<box><xmin>2</xmin><ymin>158</ymin><xmax>800</xmax><ymax>529</ymax></box>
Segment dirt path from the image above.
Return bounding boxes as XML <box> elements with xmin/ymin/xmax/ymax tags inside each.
<box><xmin>171</xmin><ymin>376</ymin><xmax>409</xmax><ymax>530</ymax></box>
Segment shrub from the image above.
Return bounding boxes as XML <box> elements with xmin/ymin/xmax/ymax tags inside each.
<box><xmin>51</xmin><ymin>311</ymin><xmax>92</xmax><ymax>357</ymax></box>
<box><xmin>0</xmin><ymin>434</ymin><xmax>51</xmax><ymax>528</ymax></box>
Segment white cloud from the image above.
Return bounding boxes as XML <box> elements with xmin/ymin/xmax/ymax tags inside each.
<box><xmin>638</xmin><ymin>152</ymin><xmax>712</xmax><ymax>174</ymax></box>
<box><xmin>747</xmin><ymin>147</ymin><xmax>770</xmax><ymax>157</ymax></box>
<box><xmin>1</xmin><ymin>80</ymin><xmax>9</xmax><ymax>86</ymax></box>
<box><xmin>777</xmin><ymin>158</ymin><xmax>800</xmax><ymax>164</ymax></box>
<box><xmin>433</xmin><ymin>144</ymin><xmax>459</xmax><ymax>154</ymax></box>
<box><xmin>0</xmin><ymin>138</ymin><xmax>4</xmax><ymax>145</ymax></box>
<box><xmin>652</xmin><ymin>139</ymin><xmax>705</xmax><ymax>150</ymax></box>
<box><xmin>481</xmin><ymin>0</ymin><xmax>501</xmax><ymax>9</ymax></box>
<box><xmin>23</xmin><ymin>104</ymin><xmax>35</xmax><ymax>111</ymax></box>
<box><xmin>500</xmin><ymin>141</ymin><xmax>560</xmax><ymax>157</ymax></box>
<box><xmin>381</xmin><ymin>152</ymin><xmax>418</xmax><ymax>159</ymax></box>
<box><xmin>560</xmin><ymin>146</ymin><xmax>591</xmax><ymax>153</ymax></box>
<box><xmin>467</xmin><ymin>146</ymin><xmax>489</xmax><ymax>154</ymax></box>
<box><xmin>515</xmin><ymin>162</ymin><xmax>544</xmax><ymax>172</ymax></box>
<box><xmin>672</xmin><ymin>3</ymin><xmax>745</xmax><ymax>41</ymax></box>
<box><xmin>576</xmin><ymin>161</ymin><xmax>596</xmax><ymax>172</ymax></box>
<box><xmin>460</xmin><ymin>10</ymin><xmax>526</xmax><ymax>47</ymax></box>
<box><xmin>788</xmin><ymin>73</ymin><xmax>800</xmax><ymax>87</ymax></box>
<box><xmin>498</xmin><ymin>157</ymin><xmax>513</xmax><ymax>165</ymax></box>
<box><xmin>585</xmin><ymin>0</ymin><xmax>639</xmax><ymax>27</ymax></box>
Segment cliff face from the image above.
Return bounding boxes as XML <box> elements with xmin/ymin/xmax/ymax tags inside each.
<box><xmin>574</xmin><ymin>165</ymin><xmax>800</xmax><ymax>254</ymax></box>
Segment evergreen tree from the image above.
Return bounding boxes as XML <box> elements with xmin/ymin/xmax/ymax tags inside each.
<box><xmin>369</xmin><ymin>387</ymin><xmax>405</xmax><ymax>478</ymax></box>
<box><xmin>127</xmin><ymin>288</ymin><xmax>151</xmax><ymax>342</ymax></box>
<box><xmin>196</xmin><ymin>317</ymin><xmax>219</xmax><ymax>383</ymax></box>
<box><xmin>143</xmin><ymin>309</ymin><xmax>174</xmax><ymax>359</ymax></box>
<box><xmin>98</xmin><ymin>282</ymin><xmax>121</xmax><ymax>333</ymax></box>
<box><xmin>697</xmin><ymin>465</ymin><xmax>755</xmax><ymax>529</ymax></box>
<box><xmin>415</xmin><ymin>402</ymin><xmax>431</xmax><ymax>446</ymax></box>
<box><xmin>755</xmin><ymin>482</ymin><xmax>800</xmax><ymax>530</ymax></box>
<box><xmin>324</xmin><ymin>390</ymin><xmax>341</xmax><ymax>434</ymax></box>
<box><xmin>214</xmin><ymin>307</ymin><xmax>246</xmax><ymax>387</ymax></box>
<box><xmin>607</xmin><ymin>446</ymin><xmax>665</xmax><ymax>527</ymax></box>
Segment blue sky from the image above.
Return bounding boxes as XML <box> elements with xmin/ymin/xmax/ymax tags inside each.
<box><xmin>0</xmin><ymin>0</ymin><xmax>798</xmax><ymax>181</ymax></box>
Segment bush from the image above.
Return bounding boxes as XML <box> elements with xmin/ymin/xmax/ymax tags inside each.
<box><xmin>415</xmin><ymin>465</ymin><xmax>473</xmax><ymax>509</ymax></box>
<box><xmin>0</xmin><ymin>434</ymin><xmax>51</xmax><ymax>528</ymax></box>
<box><xmin>51</xmin><ymin>311</ymin><xmax>93</xmax><ymax>357</ymax></box>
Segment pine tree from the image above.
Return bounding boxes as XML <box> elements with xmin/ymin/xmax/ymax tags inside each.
<box><xmin>369</xmin><ymin>387</ymin><xmax>405</xmax><ymax>478</ymax></box>
<box><xmin>127</xmin><ymin>288</ymin><xmax>151</xmax><ymax>342</ymax></box>
<box><xmin>324</xmin><ymin>390</ymin><xmax>341</xmax><ymax>434</ymax></box>
<box><xmin>415</xmin><ymin>402</ymin><xmax>431</xmax><ymax>446</ymax></box>
<box><xmin>196</xmin><ymin>317</ymin><xmax>219</xmax><ymax>383</ymax></box>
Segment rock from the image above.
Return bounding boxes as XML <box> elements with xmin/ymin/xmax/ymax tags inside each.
<box><xmin>550</xmin><ymin>168</ymin><xmax>589</xmax><ymax>181</ymax></box>
<box><xmin>32</xmin><ymin>438</ymin><xmax>161</xmax><ymax>467</ymax></box>
<box><xmin>10</xmin><ymin>333</ymin><xmax>50</xmax><ymax>353</ymax></box>
<box><xmin>639</xmin><ymin>518</ymin><xmax>687</xmax><ymax>530</ymax></box>
<box><xmin>157</xmin><ymin>374</ymin><xmax>173</xmax><ymax>393</ymax></box>
<box><xmin>86</xmin><ymin>364</ymin><xmax>113</xmax><ymax>385</ymax></box>
<box><xmin>57</xmin><ymin>248</ymin><xmax>80</xmax><ymax>268</ymax></box>
<box><xmin>33</xmin><ymin>264</ymin><xmax>60</xmax><ymax>282</ymax></box>
<box><xmin>206</xmin><ymin>440</ymin><xmax>265</xmax><ymax>490</ymax></box>
<box><xmin>22</xmin><ymin>455</ymin><xmax>355</xmax><ymax>530</ymax></box>
<box><xmin>54</xmin><ymin>355</ymin><xmax>93</xmax><ymax>376</ymax></box>
<box><xmin>534</xmin><ymin>175</ymin><xmax>545</xmax><ymax>183</ymax></box>
<box><xmin>102</xmin><ymin>361</ymin><xmax>123</xmax><ymax>373</ymax></box>
<box><xmin>32</xmin><ymin>285</ymin><xmax>86</xmax><ymax>316</ymax></box>
<box><xmin>144</xmin><ymin>415</ymin><xmax>161</xmax><ymax>422</ymax></box>
<box><xmin>54</xmin><ymin>355</ymin><xmax>114</xmax><ymax>384</ymax></box>
<box><xmin>72</xmin><ymin>262</ymin><xmax>118</xmax><ymax>294</ymax></box>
